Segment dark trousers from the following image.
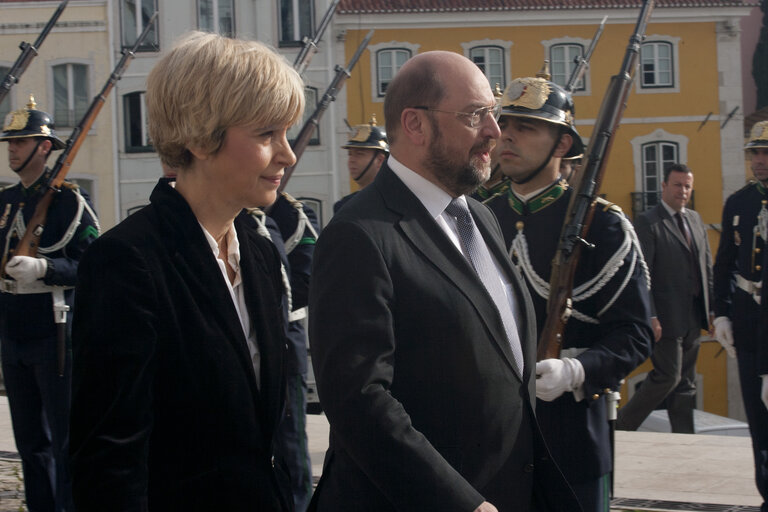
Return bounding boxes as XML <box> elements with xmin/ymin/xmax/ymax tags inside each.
<box><xmin>570</xmin><ymin>474</ymin><xmax>610</xmax><ymax>512</ymax></box>
<box><xmin>737</xmin><ymin>349</ymin><xmax>768</xmax><ymax>511</ymax></box>
<box><xmin>275</xmin><ymin>373</ymin><xmax>313</xmax><ymax>512</ymax></box>
<box><xmin>617</xmin><ymin>309</ymin><xmax>701</xmax><ymax>433</ymax></box>
<box><xmin>1</xmin><ymin>335</ymin><xmax>73</xmax><ymax>512</ymax></box>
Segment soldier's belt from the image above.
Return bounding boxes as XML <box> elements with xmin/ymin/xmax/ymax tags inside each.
<box><xmin>0</xmin><ymin>279</ymin><xmax>72</xmax><ymax>295</ymax></box>
<box><xmin>735</xmin><ymin>275</ymin><xmax>761</xmax><ymax>305</ymax></box>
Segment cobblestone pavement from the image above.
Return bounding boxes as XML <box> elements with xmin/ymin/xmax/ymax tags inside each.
<box><xmin>0</xmin><ymin>454</ymin><xmax>25</xmax><ymax>512</ymax></box>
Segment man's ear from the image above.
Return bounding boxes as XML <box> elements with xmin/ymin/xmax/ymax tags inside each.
<box><xmin>39</xmin><ymin>139</ymin><xmax>53</xmax><ymax>157</ymax></box>
<box><xmin>401</xmin><ymin>109</ymin><xmax>427</xmax><ymax>146</ymax></box>
<box><xmin>553</xmin><ymin>133</ymin><xmax>573</xmax><ymax>158</ymax></box>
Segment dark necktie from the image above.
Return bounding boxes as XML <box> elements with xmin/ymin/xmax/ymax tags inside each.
<box><xmin>675</xmin><ymin>211</ymin><xmax>702</xmax><ymax>297</ymax></box>
<box><xmin>445</xmin><ymin>199</ymin><xmax>524</xmax><ymax>374</ymax></box>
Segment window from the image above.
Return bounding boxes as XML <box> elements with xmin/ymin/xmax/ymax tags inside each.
<box><xmin>641</xmin><ymin>42</ymin><xmax>673</xmax><ymax>88</ymax></box>
<box><xmin>279</xmin><ymin>0</ymin><xmax>314</xmax><ymax>45</ymax></box>
<box><xmin>550</xmin><ymin>43</ymin><xmax>584</xmax><ymax>91</ymax></box>
<box><xmin>377</xmin><ymin>49</ymin><xmax>410</xmax><ymax>97</ymax></box>
<box><xmin>642</xmin><ymin>141</ymin><xmax>678</xmax><ymax>203</ymax></box>
<box><xmin>469</xmin><ymin>46</ymin><xmax>505</xmax><ymax>90</ymax></box>
<box><xmin>0</xmin><ymin>66</ymin><xmax>11</xmax><ymax>122</ymax></box>
<box><xmin>287</xmin><ymin>86</ymin><xmax>319</xmax><ymax>146</ymax></box>
<box><xmin>53</xmin><ymin>63</ymin><xmax>89</xmax><ymax>128</ymax></box>
<box><xmin>124</xmin><ymin>92</ymin><xmax>153</xmax><ymax>153</ymax></box>
<box><xmin>198</xmin><ymin>0</ymin><xmax>234</xmax><ymax>37</ymax></box>
<box><xmin>121</xmin><ymin>0</ymin><xmax>158</xmax><ymax>51</ymax></box>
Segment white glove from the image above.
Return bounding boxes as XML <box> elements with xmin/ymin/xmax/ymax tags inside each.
<box><xmin>5</xmin><ymin>256</ymin><xmax>47</xmax><ymax>284</ymax></box>
<box><xmin>713</xmin><ymin>316</ymin><xmax>736</xmax><ymax>358</ymax></box>
<box><xmin>535</xmin><ymin>357</ymin><xmax>585</xmax><ymax>402</ymax></box>
<box><xmin>762</xmin><ymin>375</ymin><xmax>768</xmax><ymax>411</ymax></box>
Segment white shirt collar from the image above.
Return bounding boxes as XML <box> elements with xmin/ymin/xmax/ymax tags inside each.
<box><xmin>198</xmin><ymin>222</ymin><xmax>242</xmax><ymax>284</ymax></box>
<box><xmin>661</xmin><ymin>199</ymin><xmax>686</xmax><ymax>217</ymax></box>
<box><xmin>387</xmin><ymin>155</ymin><xmax>461</xmax><ymax>219</ymax></box>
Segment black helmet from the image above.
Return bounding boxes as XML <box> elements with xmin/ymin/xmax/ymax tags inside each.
<box><xmin>342</xmin><ymin>114</ymin><xmax>389</xmax><ymax>154</ymax></box>
<box><xmin>0</xmin><ymin>96</ymin><xmax>66</xmax><ymax>150</ymax></box>
<box><xmin>499</xmin><ymin>65</ymin><xmax>583</xmax><ymax>159</ymax></box>
<box><xmin>745</xmin><ymin>120</ymin><xmax>768</xmax><ymax>150</ymax></box>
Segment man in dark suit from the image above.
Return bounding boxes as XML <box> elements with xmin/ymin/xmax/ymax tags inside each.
<box><xmin>309</xmin><ymin>51</ymin><xmax>579</xmax><ymax>512</ymax></box>
<box><xmin>617</xmin><ymin>163</ymin><xmax>713</xmax><ymax>434</ymax></box>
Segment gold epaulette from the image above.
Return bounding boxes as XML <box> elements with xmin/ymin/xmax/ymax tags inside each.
<box><xmin>596</xmin><ymin>196</ymin><xmax>623</xmax><ymax>214</ymax></box>
<box><xmin>60</xmin><ymin>181</ymin><xmax>79</xmax><ymax>191</ymax></box>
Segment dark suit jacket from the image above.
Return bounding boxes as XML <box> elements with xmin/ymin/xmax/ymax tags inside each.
<box><xmin>70</xmin><ymin>179</ymin><xmax>291</xmax><ymax>511</ymax></box>
<box><xmin>309</xmin><ymin>165</ymin><xmax>579</xmax><ymax>511</ymax></box>
<box><xmin>634</xmin><ymin>203</ymin><xmax>713</xmax><ymax>337</ymax></box>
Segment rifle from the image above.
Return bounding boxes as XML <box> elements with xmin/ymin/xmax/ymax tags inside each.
<box><xmin>537</xmin><ymin>0</ymin><xmax>655</xmax><ymax>361</ymax></box>
<box><xmin>0</xmin><ymin>0</ymin><xmax>70</xmax><ymax>104</ymax></box>
<box><xmin>565</xmin><ymin>15</ymin><xmax>607</xmax><ymax>94</ymax></box>
<box><xmin>278</xmin><ymin>29</ymin><xmax>374</xmax><ymax>194</ymax></box>
<box><xmin>293</xmin><ymin>0</ymin><xmax>341</xmax><ymax>76</ymax></box>
<box><xmin>7</xmin><ymin>12</ymin><xmax>157</xmax><ymax>376</ymax></box>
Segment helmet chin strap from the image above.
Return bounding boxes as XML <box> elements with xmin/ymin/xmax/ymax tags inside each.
<box><xmin>508</xmin><ymin>131</ymin><xmax>563</xmax><ymax>186</ymax></box>
<box><xmin>353</xmin><ymin>152</ymin><xmax>380</xmax><ymax>183</ymax></box>
<box><xmin>11</xmin><ymin>138</ymin><xmax>44</xmax><ymax>174</ymax></box>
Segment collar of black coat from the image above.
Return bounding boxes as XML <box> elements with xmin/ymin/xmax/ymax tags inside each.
<box><xmin>756</xmin><ymin>180</ymin><xmax>766</xmax><ymax>195</ymax></box>
<box><xmin>21</xmin><ymin>167</ymin><xmax>52</xmax><ymax>198</ymax></box>
<box><xmin>507</xmin><ymin>178</ymin><xmax>568</xmax><ymax>215</ymax></box>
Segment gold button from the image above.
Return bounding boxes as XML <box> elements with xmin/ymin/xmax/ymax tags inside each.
<box><xmin>592</xmin><ymin>394</ymin><xmax>600</xmax><ymax>400</ymax></box>
<box><xmin>756</xmin><ymin>248</ymin><xmax>762</xmax><ymax>254</ymax></box>
<box><xmin>604</xmin><ymin>388</ymin><xmax>612</xmax><ymax>394</ymax></box>
<box><xmin>757</xmin><ymin>265</ymin><xmax>762</xmax><ymax>271</ymax></box>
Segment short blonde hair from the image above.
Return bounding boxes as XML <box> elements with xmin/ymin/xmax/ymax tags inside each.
<box><xmin>146</xmin><ymin>31</ymin><xmax>305</xmax><ymax>168</ymax></box>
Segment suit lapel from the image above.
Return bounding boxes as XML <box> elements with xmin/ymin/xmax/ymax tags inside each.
<box><xmin>658</xmin><ymin>205</ymin><xmax>690</xmax><ymax>252</ymax></box>
<box><xmin>376</xmin><ymin>166</ymin><xmax>523</xmax><ymax>380</ymax></box>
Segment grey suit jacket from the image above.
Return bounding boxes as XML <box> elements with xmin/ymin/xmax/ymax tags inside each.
<box><xmin>309</xmin><ymin>164</ymin><xmax>579</xmax><ymax>512</ymax></box>
<box><xmin>634</xmin><ymin>202</ymin><xmax>713</xmax><ymax>338</ymax></box>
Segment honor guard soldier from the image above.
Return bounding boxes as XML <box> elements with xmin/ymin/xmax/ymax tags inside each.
<box><xmin>485</xmin><ymin>73</ymin><xmax>653</xmax><ymax>512</ymax></box>
<box><xmin>333</xmin><ymin>115</ymin><xmax>388</xmax><ymax>214</ymax></box>
<box><xmin>0</xmin><ymin>97</ymin><xmax>99</xmax><ymax>512</ymax></box>
<box><xmin>712</xmin><ymin>120</ymin><xmax>768</xmax><ymax>510</ymax></box>
<box><xmin>247</xmin><ymin>192</ymin><xmax>319</xmax><ymax>512</ymax></box>
<box><xmin>471</xmin><ymin>83</ymin><xmax>510</xmax><ymax>204</ymax></box>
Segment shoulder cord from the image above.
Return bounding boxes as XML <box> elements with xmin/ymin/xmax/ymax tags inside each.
<box><xmin>8</xmin><ymin>190</ymin><xmax>101</xmax><ymax>256</ymax></box>
<box><xmin>281</xmin><ymin>194</ymin><xmax>318</xmax><ymax>255</ymax></box>
<box><xmin>248</xmin><ymin>210</ymin><xmax>293</xmax><ymax>312</ymax></box>
<box><xmin>510</xmin><ymin>211</ymin><xmax>650</xmax><ymax>324</ymax></box>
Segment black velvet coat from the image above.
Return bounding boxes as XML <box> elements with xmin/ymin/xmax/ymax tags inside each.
<box><xmin>70</xmin><ymin>178</ymin><xmax>291</xmax><ymax>511</ymax></box>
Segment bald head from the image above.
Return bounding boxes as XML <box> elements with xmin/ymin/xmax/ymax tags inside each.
<box><xmin>384</xmin><ymin>51</ymin><xmax>481</xmax><ymax>148</ymax></box>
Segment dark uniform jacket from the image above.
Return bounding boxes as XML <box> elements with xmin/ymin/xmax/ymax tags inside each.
<box><xmin>309</xmin><ymin>165</ymin><xmax>580</xmax><ymax>512</ymax></box>
<box><xmin>487</xmin><ymin>180</ymin><xmax>653</xmax><ymax>483</ymax></box>
<box><xmin>0</xmin><ymin>168</ymin><xmax>98</xmax><ymax>341</ymax></box>
<box><xmin>70</xmin><ymin>178</ymin><xmax>292</xmax><ymax>511</ymax></box>
<box><xmin>713</xmin><ymin>181</ymin><xmax>766</xmax><ymax>353</ymax></box>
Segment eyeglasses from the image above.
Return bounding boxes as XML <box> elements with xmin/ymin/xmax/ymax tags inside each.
<box><xmin>411</xmin><ymin>103</ymin><xmax>501</xmax><ymax>128</ymax></box>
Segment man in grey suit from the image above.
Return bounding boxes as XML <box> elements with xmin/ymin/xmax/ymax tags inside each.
<box><xmin>309</xmin><ymin>51</ymin><xmax>579</xmax><ymax>511</ymax></box>
<box><xmin>617</xmin><ymin>163</ymin><xmax>713</xmax><ymax>433</ymax></box>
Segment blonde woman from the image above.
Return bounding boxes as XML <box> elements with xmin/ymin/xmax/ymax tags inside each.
<box><xmin>70</xmin><ymin>32</ymin><xmax>304</xmax><ymax>511</ymax></box>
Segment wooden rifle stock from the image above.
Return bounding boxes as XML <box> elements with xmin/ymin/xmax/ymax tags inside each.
<box><xmin>279</xmin><ymin>29</ymin><xmax>374</xmax><ymax>194</ymax></box>
<box><xmin>0</xmin><ymin>0</ymin><xmax>70</xmax><ymax>104</ymax></box>
<box><xmin>293</xmin><ymin>0</ymin><xmax>341</xmax><ymax>76</ymax></box>
<box><xmin>537</xmin><ymin>0</ymin><xmax>655</xmax><ymax>361</ymax></box>
<box><xmin>11</xmin><ymin>12</ymin><xmax>158</xmax><ymax>260</ymax></box>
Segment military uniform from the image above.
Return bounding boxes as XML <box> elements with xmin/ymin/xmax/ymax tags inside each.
<box><xmin>488</xmin><ymin>180</ymin><xmax>652</xmax><ymax>501</ymax></box>
<box><xmin>469</xmin><ymin>175</ymin><xmax>510</xmax><ymax>204</ymax></box>
<box><xmin>248</xmin><ymin>192</ymin><xmax>319</xmax><ymax>512</ymax></box>
<box><xmin>334</xmin><ymin>116</ymin><xmax>388</xmax><ymax>215</ymax></box>
<box><xmin>0</xmin><ymin>100</ymin><xmax>99</xmax><ymax>512</ymax></box>
<box><xmin>488</xmin><ymin>74</ymin><xmax>652</xmax><ymax>511</ymax></box>
<box><xmin>713</xmin><ymin>180</ymin><xmax>768</xmax><ymax>510</ymax></box>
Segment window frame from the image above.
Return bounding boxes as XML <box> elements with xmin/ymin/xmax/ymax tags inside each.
<box><xmin>278</xmin><ymin>0</ymin><xmax>315</xmax><ymax>47</ymax></box>
<box><xmin>635</xmin><ymin>35</ymin><xmax>681</xmax><ymax>94</ymax></box>
<box><xmin>549</xmin><ymin>43</ymin><xmax>585</xmax><ymax>92</ymax></box>
<box><xmin>461</xmin><ymin>39</ymin><xmax>512</xmax><ymax>92</ymax></box>
<box><xmin>198</xmin><ymin>0</ymin><xmax>235</xmax><ymax>37</ymax></box>
<box><xmin>49</xmin><ymin>59</ymin><xmax>91</xmax><ymax>130</ymax></box>
<box><xmin>366</xmin><ymin>41</ymin><xmax>420</xmax><ymax>102</ymax></box>
<box><xmin>630</xmin><ymin>129</ymin><xmax>689</xmax><ymax>206</ymax></box>
<box><xmin>541</xmin><ymin>36</ymin><xmax>592</xmax><ymax>96</ymax></box>
<box><xmin>120</xmin><ymin>0</ymin><xmax>159</xmax><ymax>52</ymax></box>
<box><xmin>123</xmin><ymin>91</ymin><xmax>154</xmax><ymax>154</ymax></box>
